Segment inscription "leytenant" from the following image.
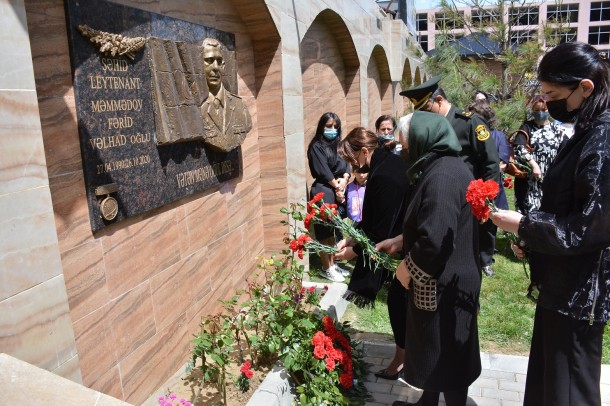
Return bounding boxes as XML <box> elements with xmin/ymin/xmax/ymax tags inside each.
<box><xmin>89</xmin><ymin>75</ymin><xmax>142</xmax><ymax>89</ymax></box>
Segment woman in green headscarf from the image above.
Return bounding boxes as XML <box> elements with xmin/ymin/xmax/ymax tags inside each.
<box><xmin>378</xmin><ymin>111</ymin><xmax>482</xmax><ymax>406</ymax></box>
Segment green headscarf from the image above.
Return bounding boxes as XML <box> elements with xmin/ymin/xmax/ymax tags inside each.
<box><xmin>406</xmin><ymin>111</ymin><xmax>462</xmax><ymax>184</ymax></box>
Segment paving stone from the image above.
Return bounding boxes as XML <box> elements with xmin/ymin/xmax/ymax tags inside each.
<box><xmin>498</xmin><ymin>379</ymin><xmax>525</xmax><ymax>392</ymax></box>
<box><xmin>481</xmin><ymin>388</ymin><xmax>521</xmax><ymax>401</ymax></box>
<box><xmin>471</xmin><ymin>376</ymin><xmax>500</xmax><ymax>389</ymax></box>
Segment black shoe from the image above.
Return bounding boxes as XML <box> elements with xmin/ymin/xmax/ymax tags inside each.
<box><xmin>482</xmin><ymin>265</ymin><xmax>494</xmax><ymax>277</ymax></box>
<box><xmin>375</xmin><ymin>368</ymin><xmax>401</xmax><ymax>380</ymax></box>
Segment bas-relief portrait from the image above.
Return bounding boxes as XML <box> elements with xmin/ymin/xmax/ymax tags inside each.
<box><xmin>149</xmin><ymin>37</ymin><xmax>252</xmax><ymax>152</ymax></box>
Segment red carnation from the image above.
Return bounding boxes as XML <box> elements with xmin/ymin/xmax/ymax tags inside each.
<box><xmin>466</xmin><ymin>179</ymin><xmax>500</xmax><ymax>222</ymax></box>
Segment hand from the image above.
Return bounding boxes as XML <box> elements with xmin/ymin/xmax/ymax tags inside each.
<box><xmin>376</xmin><ymin>235</ymin><xmax>403</xmax><ymax>255</ymax></box>
<box><xmin>511</xmin><ymin>241</ymin><xmax>526</xmax><ymax>260</ymax></box>
<box><xmin>531</xmin><ymin>162</ymin><xmax>542</xmax><ymax>180</ymax></box>
<box><xmin>335</xmin><ymin>188</ymin><xmax>346</xmax><ymax>204</ymax></box>
<box><xmin>336</xmin><ymin>177</ymin><xmax>348</xmax><ymax>190</ymax></box>
<box><xmin>395</xmin><ymin>259</ymin><xmax>412</xmax><ymax>289</ymax></box>
<box><xmin>489</xmin><ymin>209</ymin><xmax>523</xmax><ymax>234</ymax></box>
<box><xmin>336</xmin><ymin>238</ymin><xmax>354</xmax><ymax>251</ymax></box>
<box><xmin>334</xmin><ymin>246</ymin><xmax>356</xmax><ymax>261</ymax></box>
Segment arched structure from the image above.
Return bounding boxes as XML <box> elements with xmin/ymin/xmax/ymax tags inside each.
<box><xmin>367</xmin><ymin>44</ymin><xmax>392</xmax><ymax>128</ymax></box>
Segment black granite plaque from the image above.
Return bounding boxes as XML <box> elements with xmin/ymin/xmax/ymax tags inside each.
<box><xmin>65</xmin><ymin>0</ymin><xmax>243</xmax><ymax>232</ymax></box>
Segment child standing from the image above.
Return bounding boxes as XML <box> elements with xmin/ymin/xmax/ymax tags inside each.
<box><xmin>345</xmin><ymin>169</ymin><xmax>367</xmax><ymax>223</ymax></box>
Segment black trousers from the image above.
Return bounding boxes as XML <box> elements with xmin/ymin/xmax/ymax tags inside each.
<box><xmin>479</xmin><ymin>221</ymin><xmax>496</xmax><ymax>268</ymax></box>
<box><xmin>387</xmin><ymin>278</ymin><xmax>407</xmax><ymax>348</ymax></box>
<box><xmin>413</xmin><ymin>388</ymin><xmax>468</xmax><ymax>406</ymax></box>
<box><xmin>524</xmin><ymin>305</ymin><xmax>605</xmax><ymax>406</ymax></box>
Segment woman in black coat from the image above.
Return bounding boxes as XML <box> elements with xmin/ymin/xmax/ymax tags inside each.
<box><xmin>307</xmin><ymin>112</ymin><xmax>351</xmax><ymax>282</ymax></box>
<box><xmin>335</xmin><ymin>126</ymin><xmax>411</xmax><ymax>380</ymax></box>
<box><xmin>491</xmin><ymin>42</ymin><xmax>610</xmax><ymax>406</ymax></box>
<box><xmin>379</xmin><ymin>111</ymin><xmax>482</xmax><ymax>406</ymax></box>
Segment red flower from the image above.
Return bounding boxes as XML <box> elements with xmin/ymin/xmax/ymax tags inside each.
<box><xmin>313</xmin><ymin>345</ymin><xmax>326</xmax><ymax>359</ymax></box>
<box><xmin>307</xmin><ymin>192</ymin><xmax>325</xmax><ymax>212</ymax></box>
<box><xmin>304</xmin><ymin>212</ymin><xmax>314</xmax><ymax>230</ymax></box>
<box><xmin>325</xmin><ymin>357</ymin><xmax>336</xmax><ymax>371</ymax></box>
<box><xmin>240</xmin><ymin>361</ymin><xmax>251</xmax><ymax>373</ymax></box>
<box><xmin>466</xmin><ymin>179</ymin><xmax>500</xmax><ymax>222</ymax></box>
<box><xmin>503</xmin><ymin>175</ymin><xmax>514</xmax><ymax>189</ymax></box>
<box><xmin>308</xmin><ymin>286</ymin><xmax>316</xmax><ymax>294</ymax></box>
<box><xmin>244</xmin><ymin>369</ymin><xmax>254</xmax><ymax>379</ymax></box>
<box><xmin>339</xmin><ymin>372</ymin><xmax>353</xmax><ymax>389</ymax></box>
<box><xmin>311</xmin><ymin>331</ymin><xmax>326</xmax><ymax>346</ymax></box>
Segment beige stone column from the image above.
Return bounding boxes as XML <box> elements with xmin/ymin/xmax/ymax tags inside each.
<box><xmin>0</xmin><ymin>0</ymin><xmax>80</xmax><ymax>382</ymax></box>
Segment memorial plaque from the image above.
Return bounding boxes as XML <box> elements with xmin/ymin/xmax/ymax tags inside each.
<box><xmin>65</xmin><ymin>0</ymin><xmax>247</xmax><ymax>232</ymax></box>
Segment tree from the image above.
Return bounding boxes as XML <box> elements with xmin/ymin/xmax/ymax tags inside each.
<box><xmin>425</xmin><ymin>0</ymin><xmax>572</xmax><ymax>132</ymax></box>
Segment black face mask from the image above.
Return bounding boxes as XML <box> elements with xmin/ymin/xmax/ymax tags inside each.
<box><xmin>546</xmin><ymin>88</ymin><xmax>580</xmax><ymax>123</ymax></box>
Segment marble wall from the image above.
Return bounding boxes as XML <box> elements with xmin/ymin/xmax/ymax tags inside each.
<box><xmin>0</xmin><ymin>0</ymin><xmax>424</xmax><ymax>403</ymax></box>
<box><xmin>0</xmin><ymin>0</ymin><xmax>81</xmax><ymax>383</ymax></box>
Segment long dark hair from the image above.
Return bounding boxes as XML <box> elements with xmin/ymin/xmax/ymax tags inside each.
<box><xmin>537</xmin><ymin>42</ymin><xmax>610</xmax><ymax>130</ymax></box>
<box><xmin>308</xmin><ymin>112</ymin><xmax>342</xmax><ymax>153</ymax></box>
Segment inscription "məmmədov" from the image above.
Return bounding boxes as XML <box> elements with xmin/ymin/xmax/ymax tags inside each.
<box><xmin>91</xmin><ymin>99</ymin><xmax>143</xmax><ymax>112</ymax></box>
<box><xmin>176</xmin><ymin>161</ymin><xmax>233</xmax><ymax>188</ymax></box>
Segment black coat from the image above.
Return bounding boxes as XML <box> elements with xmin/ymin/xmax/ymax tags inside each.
<box><xmin>348</xmin><ymin>148</ymin><xmax>410</xmax><ymax>303</ymax></box>
<box><xmin>402</xmin><ymin>154</ymin><xmax>481</xmax><ymax>392</ymax></box>
<box><xmin>519</xmin><ymin>109</ymin><xmax>610</xmax><ymax>323</ymax></box>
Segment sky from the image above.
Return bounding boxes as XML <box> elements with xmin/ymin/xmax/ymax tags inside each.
<box><xmin>415</xmin><ymin>0</ymin><xmax>440</xmax><ymax>11</ymax></box>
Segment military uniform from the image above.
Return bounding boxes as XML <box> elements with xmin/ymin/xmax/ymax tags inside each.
<box><xmin>401</xmin><ymin>76</ymin><xmax>501</xmax><ymax>273</ymax></box>
<box><xmin>446</xmin><ymin>106</ymin><xmax>501</xmax><ymax>183</ymax></box>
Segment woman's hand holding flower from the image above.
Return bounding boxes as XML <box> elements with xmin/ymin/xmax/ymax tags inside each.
<box><xmin>334</xmin><ymin>246</ymin><xmax>356</xmax><ymax>261</ymax></box>
<box><xmin>375</xmin><ymin>235</ymin><xmax>403</xmax><ymax>255</ymax></box>
<box><xmin>489</xmin><ymin>209</ymin><xmax>523</xmax><ymax>234</ymax></box>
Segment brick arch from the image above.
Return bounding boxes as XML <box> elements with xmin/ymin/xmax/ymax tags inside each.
<box><xmin>367</xmin><ymin>44</ymin><xmax>393</xmax><ymax>129</ymax></box>
<box><xmin>402</xmin><ymin>57</ymin><xmax>413</xmax><ymax>88</ymax></box>
<box><xmin>301</xmin><ymin>8</ymin><xmax>361</xmax><ymax>177</ymax></box>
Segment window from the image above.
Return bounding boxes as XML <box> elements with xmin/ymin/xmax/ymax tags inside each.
<box><xmin>590</xmin><ymin>2</ymin><xmax>610</xmax><ymax>22</ymax></box>
<box><xmin>547</xmin><ymin>3</ymin><xmax>579</xmax><ymax>23</ymax></box>
<box><xmin>589</xmin><ymin>25</ymin><xmax>610</xmax><ymax>45</ymax></box>
<box><xmin>510</xmin><ymin>30</ymin><xmax>536</xmax><ymax>46</ymax></box>
<box><xmin>550</xmin><ymin>28</ymin><xmax>577</xmax><ymax>44</ymax></box>
<box><xmin>418</xmin><ymin>35</ymin><xmax>429</xmax><ymax>52</ymax></box>
<box><xmin>509</xmin><ymin>6</ymin><xmax>539</xmax><ymax>26</ymax></box>
<box><xmin>472</xmin><ymin>8</ymin><xmax>500</xmax><ymax>27</ymax></box>
<box><xmin>435</xmin><ymin>11</ymin><xmax>464</xmax><ymax>30</ymax></box>
<box><xmin>417</xmin><ymin>13</ymin><xmax>428</xmax><ymax>31</ymax></box>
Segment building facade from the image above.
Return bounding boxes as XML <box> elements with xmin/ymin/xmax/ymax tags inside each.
<box><xmin>416</xmin><ymin>1</ymin><xmax>610</xmax><ymax>53</ymax></box>
<box><xmin>0</xmin><ymin>0</ymin><xmax>425</xmax><ymax>404</ymax></box>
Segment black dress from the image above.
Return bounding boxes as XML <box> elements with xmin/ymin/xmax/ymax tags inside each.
<box><xmin>347</xmin><ymin>148</ymin><xmax>411</xmax><ymax>346</ymax></box>
<box><xmin>307</xmin><ymin>139</ymin><xmax>350</xmax><ymax>240</ymax></box>
<box><xmin>402</xmin><ymin>154</ymin><xmax>482</xmax><ymax>392</ymax></box>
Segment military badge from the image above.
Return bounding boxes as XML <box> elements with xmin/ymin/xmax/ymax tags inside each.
<box><xmin>475</xmin><ymin>124</ymin><xmax>490</xmax><ymax>141</ymax></box>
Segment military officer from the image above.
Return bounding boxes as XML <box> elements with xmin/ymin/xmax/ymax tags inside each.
<box><xmin>400</xmin><ymin>76</ymin><xmax>501</xmax><ymax>277</ymax></box>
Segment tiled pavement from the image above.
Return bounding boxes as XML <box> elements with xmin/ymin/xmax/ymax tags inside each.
<box><xmin>361</xmin><ymin>341</ymin><xmax>610</xmax><ymax>406</ymax></box>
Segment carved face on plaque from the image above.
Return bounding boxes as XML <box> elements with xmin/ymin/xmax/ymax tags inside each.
<box><xmin>202</xmin><ymin>38</ymin><xmax>225</xmax><ymax>96</ymax></box>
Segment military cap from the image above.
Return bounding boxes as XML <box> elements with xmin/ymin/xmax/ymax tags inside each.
<box><xmin>399</xmin><ymin>76</ymin><xmax>441</xmax><ymax>110</ymax></box>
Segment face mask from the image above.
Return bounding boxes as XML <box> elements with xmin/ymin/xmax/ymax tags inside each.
<box><xmin>532</xmin><ymin>111</ymin><xmax>549</xmax><ymax>122</ymax></box>
<box><xmin>323</xmin><ymin>128</ymin><xmax>338</xmax><ymax>140</ymax></box>
<box><xmin>546</xmin><ymin>88</ymin><xmax>580</xmax><ymax>123</ymax></box>
<box><xmin>379</xmin><ymin>134</ymin><xmax>394</xmax><ymax>141</ymax></box>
